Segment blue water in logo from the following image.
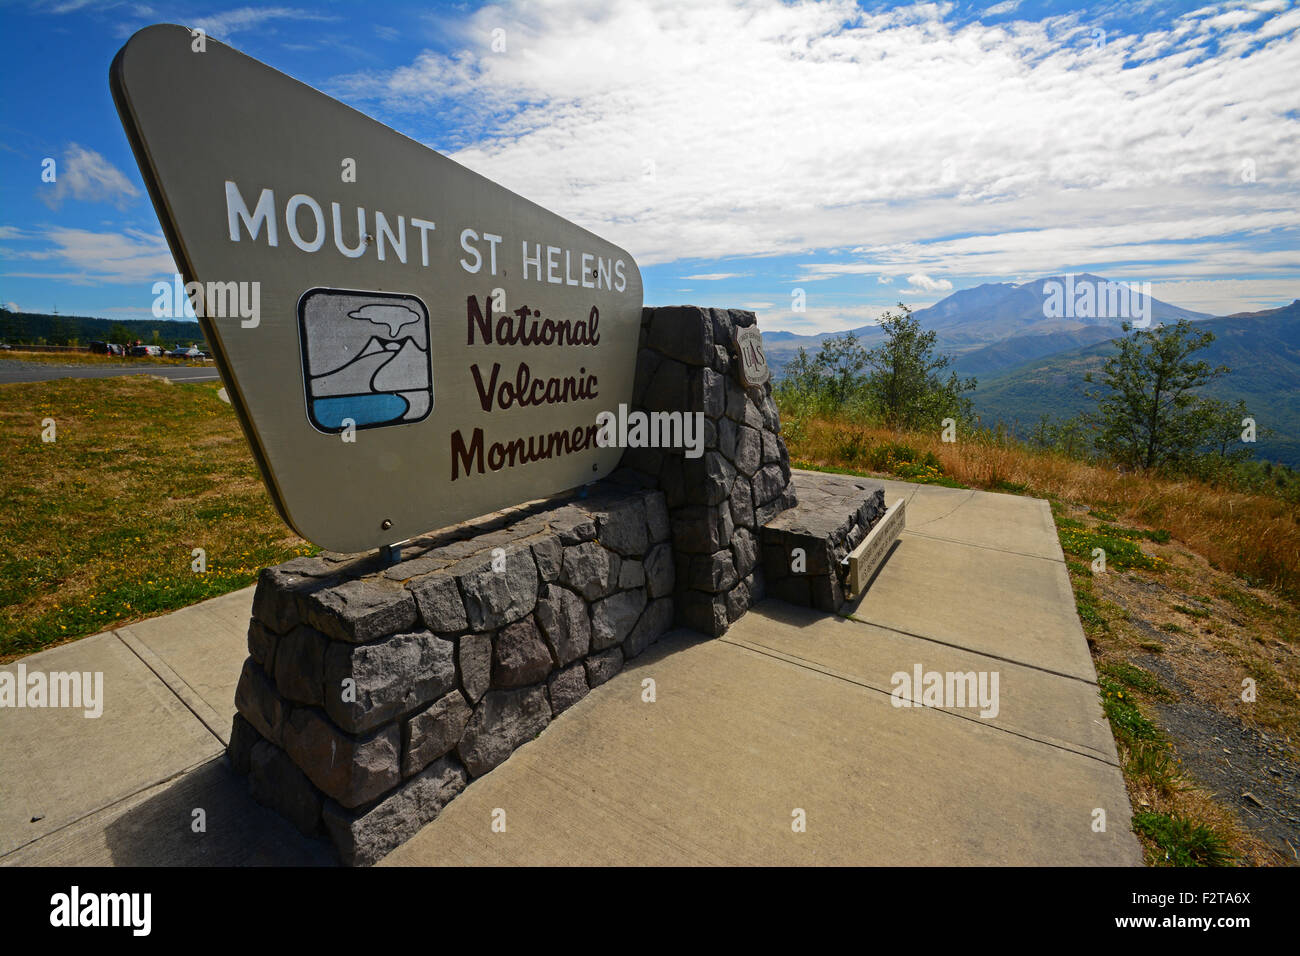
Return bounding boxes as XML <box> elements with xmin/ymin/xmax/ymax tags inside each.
<box><xmin>312</xmin><ymin>393</ymin><xmax>409</xmax><ymax>430</ymax></box>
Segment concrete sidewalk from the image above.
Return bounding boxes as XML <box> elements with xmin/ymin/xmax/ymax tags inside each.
<box><xmin>0</xmin><ymin>476</ymin><xmax>1142</xmax><ymax>866</ymax></box>
<box><xmin>383</xmin><ymin>479</ymin><xmax>1139</xmax><ymax>865</ymax></box>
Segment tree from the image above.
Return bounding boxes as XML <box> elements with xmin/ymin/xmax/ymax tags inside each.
<box><xmin>108</xmin><ymin>323</ymin><xmax>132</xmax><ymax>346</ymax></box>
<box><xmin>1084</xmin><ymin>319</ymin><xmax>1230</xmax><ymax>471</ymax></box>
<box><xmin>812</xmin><ymin>332</ymin><xmax>871</xmax><ymax>407</ymax></box>
<box><xmin>863</xmin><ymin>304</ymin><xmax>976</xmax><ymax>430</ymax></box>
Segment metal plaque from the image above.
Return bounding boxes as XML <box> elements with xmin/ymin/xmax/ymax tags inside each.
<box><xmin>111</xmin><ymin>24</ymin><xmax>643</xmax><ymax>553</ymax></box>
<box><xmin>844</xmin><ymin>498</ymin><xmax>905</xmax><ymax>596</ymax></box>
<box><xmin>733</xmin><ymin>326</ymin><xmax>770</xmax><ymax>387</ymax></box>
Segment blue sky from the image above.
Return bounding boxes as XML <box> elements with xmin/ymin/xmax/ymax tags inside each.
<box><xmin>1</xmin><ymin>0</ymin><xmax>1297</xmax><ymax>333</ymax></box>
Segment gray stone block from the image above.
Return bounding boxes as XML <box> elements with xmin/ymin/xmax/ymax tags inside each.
<box><xmin>323</xmin><ymin>755</ymin><xmax>468</xmax><ymax>866</ymax></box>
<box><xmin>247</xmin><ymin>617</ymin><xmax>278</xmax><ymax>672</ymax></box>
<box><xmin>547</xmin><ymin>663</ymin><xmax>589</xmax><ymax>716</ymax></box>
<box><xmin>689</xmin><ymin>550</ymin><xmax>738</xmax><ymax>593</ymax></box>
<box><xmin>323</xmin><ymin>630</ymin><xmax>457</xmax><ymax>733</ymax></box>
<box><xmin>272</xmin><ymin>624</ymin><xmax>328</xmax><ymax>707</ymax></box>
<box><xmin>409</xmin><ymin>574</ymin><xmax>468</xmax><ymax>633</ymax></box>
<box><xmin>595</xmin><ymin>498</ymin><xmax>648</xmax><ymax>556</ymax></box>
<box><xmin>717</xmin><ymin>416</ymin><xmax>738</xmax><ymax>461</ymax></box>
<box><xmin>530</xmin><ymin>536</ymin><xmax>563</xmax><ymax>583</ymax></box>
<box><xmin>730</xmin><ymin>477</ymin><xmax>755</xmax><ymax>529</ymax></box>
<box><xmin>534</xmin><ymin>584</ymin><xmax>592</xmax><ymax>666</ymax></box>
<box><xmin>732</xmin><ymin>527</ymin><xmax>758</xmax><ymax>577</ymax></box>
<box><xmin>590</xmin><ymin>587</ymin><xmax>647</xmax><ymax>651</ymax></box>
<box><xmin>457</xmin><ymin>686</ymin><xmax>551</xmax><ymax>777</ymax></box>
<box><xmin>618</xmin><ymin>558</ymin><xmax>645</xmax><ymax>589</ymax></box>
<box><xmin>584</xmin><ymin>647</ymin><xmax>624</xmax><ymax>688</ymax></box>
<box><xmin>753</xmin><ymin>463</ymin><xmax>789</xmax><ymax>506</ymax></box>
<box><xmin>642</xmin><ymin>356</ymin><xmax>689</xmax><ymax>412</ymax></box>
<box><xmin>644</xmin><ymin>543</ymin><xmax>675</xmax><ymax>599</ymax></box>
<box><xmin>458</xmin><ymin>631</ymin><xmax>492</xmax><ymax>703</ymax></box>
<box><xmin>227</xmin><ymin>711</ymin><xmax>260</xmax><ymax>776</ymax></box>
<box><xmin>303</xmin><ymin>579</ymin><xmax>418</xmax><ymax>644</ymax></box>
<box><xmin>458</xmin><ymin>548</ymin><xmax>538</xmax><ymax>631</ymax></box>
<box><xmin>648</xmin><ymin>306</ymin><xmax>713</xmax><ymax>366</ymax></box>
<box><xmin>492</xmin><ymin>616</ymin><xmax>553</xmax><ymax>688</ymax></box>
<box><xmin>281</xmin><ymin>707</ymin><xmax>401</xmax><ymax>809</ymax></box>
<box><xmin>624</xmin><ymin>597</ymin><xmax>674</xmax><ymax>660</ymax></box>
<box><xmin>735</xmin><ymin>426</ymin><xmax>762</xmax><ymax>476</ymax></box>
<box><xmin>249</xmin><ymin>739</ymin><xmax>322</xmax><ymax>836</ymax></box>
<box><xmin>559</xmin><ymin>540</ymin><xmax>613</xmax><ymax>600</ymax></box>
<box><xmin>678</xmin><ymin>590</ymin><xmax>728</xmax><ymax>637</ymax></box>
<box><xmin>725</xmin><ymin>581</ymin><xmax>751</xmax><ymax>623</ymax></box>
<box><xmin>234</xmin><ymin>657</ymin><xmax>287</xmax><ymax>747</ymax></box>
<box><xmin>403</xmin><ymin>692</ymin><xmax>473</xmax><ymax>777</ymax></box>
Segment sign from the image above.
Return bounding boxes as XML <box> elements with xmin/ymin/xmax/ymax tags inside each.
<box><xmin>844</xmin><ymin>498</ymin><xmax>905</xmax><ymax>596</ymax></box>
<box><xmin>733</xmin><ymin>326</ymin><xmax>770</xmax><ymax>387</ymax></box>
<box><xmin>111</xmin><ymin>24</ymin><xmax>643</xmax><ymax>553</ymax></box>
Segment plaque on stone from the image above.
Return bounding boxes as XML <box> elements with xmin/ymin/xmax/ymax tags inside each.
<box><xmin>733</xmin><ymin>326</ymin><xmax>770</xmax><ymax>387</ymax></box>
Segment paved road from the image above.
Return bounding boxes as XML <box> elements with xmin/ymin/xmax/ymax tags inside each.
<box><xmin>0</xmin><ymin>360</ymin><xmax>221</xmax><ymax>385</ymax></box>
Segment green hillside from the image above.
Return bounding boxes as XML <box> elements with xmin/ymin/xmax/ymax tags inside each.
<box><xmin>973</xmin><ymin>301</ymin><xmax>1300</xmax><ymax>467</ymax></box>
<box><xmin>0</xmin><ymin>308</ymin><xmax>208</xmax><ymax>349</ymax></box>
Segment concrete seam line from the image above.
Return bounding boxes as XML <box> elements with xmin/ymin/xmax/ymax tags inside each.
<box><xmin>900</xmin><ymin>529</ymin><xmax>1066</xmax><ymax>564</ymax></box>
<box><xmin>0</xmin><ymin>753</ymin><xmax>221</xmax><ymax>862</ymax></box>
<box><xmin>908</xmin><ymin>489</ymin><xmax>977</xmax><ymax>530</ymax></box>
<box><xmin>837</xmin><ymin>615</ymin><xmax>1097</xmax><ymax>687</ymax></box>
<box><xmin>718</xmin><ymin>637</ymin><xmax>1120</xmax><ymax>768</ymax></box>
<box><xmin>114</xmin><ymin>629</ymin><xmax>229</xmax><ymax>745</ymax></box>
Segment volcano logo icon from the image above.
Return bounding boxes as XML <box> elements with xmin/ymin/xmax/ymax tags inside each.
<box><xmin>298</xmin><ymin>288</ymin><xmax>434</xmax><ymax>433</ymax></box>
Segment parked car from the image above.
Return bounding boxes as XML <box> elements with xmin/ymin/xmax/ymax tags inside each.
<box><xmin>168</xmin><ymin>345</ymin><xmax>204</xmax><ymax>359</ymax></box>
<box><xmin>129</xmin><ymin>344</ymin><xmax>162</xmax><ymax>357</ymax></box>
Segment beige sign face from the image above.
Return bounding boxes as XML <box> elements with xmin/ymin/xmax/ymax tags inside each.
<box><xmin>112</xmin><ymin>24</ymin><xmax>642</xmax><ymax>553</ymax></box>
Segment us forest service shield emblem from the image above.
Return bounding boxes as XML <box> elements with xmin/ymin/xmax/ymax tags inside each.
<box><xmin>733</xmin><ymin>326</ymin><xmax>770</xmax><ymax>387</ymax></box>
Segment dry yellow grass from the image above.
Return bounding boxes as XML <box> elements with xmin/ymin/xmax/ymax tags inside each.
<box><xmin>788</xmin><ymin>417</ymin><xmax>1299</xmax><ymax>600</ymax></box>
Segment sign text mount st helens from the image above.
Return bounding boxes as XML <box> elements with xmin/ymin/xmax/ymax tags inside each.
<box><xmin>111</xmin><ymin>24</ymin><xmax>643</xmax><ymax>553</ymax></box>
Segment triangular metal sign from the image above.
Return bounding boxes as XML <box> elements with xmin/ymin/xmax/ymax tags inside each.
<box><xmin>112</xmin><ymin>24</ymin><xmax>642</xmax><ymax>553</ymax></box>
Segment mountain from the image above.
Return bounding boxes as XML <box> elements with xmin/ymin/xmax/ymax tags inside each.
<box><xmin>972</xmin><ymin>300</ymin><xmax>1300</xmax><ymax>467</ymax></box>
<box><xmin>760</xmin><ymin>274</ymin><xmax>1212</xmax><ymax>378</ymax></box>
<box><xmin>951</xmin><ymin>326</ymin><xmax>1119</xmax><ymax>377</ymax></box>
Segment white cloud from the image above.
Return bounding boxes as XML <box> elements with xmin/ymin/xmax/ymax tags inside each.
<box><xmin>4</xmin><ymin>302</ymin><xmax>20</xmax><ymax>312</ymax></box>
<box><xmin>191</xmin><ymin>6</ymin><xmax>338</xmax><ymax>40</ymax></box>
<box><xmin>682</xmin><ymin>272</ymin><xmax>748</xmax><ymax>280</ymax></box>
<box><xmin>1</xmin><ymin>226</ymin><xmax>177</xmax><ymax>286</ymax></box>
<box><xmin>332</xmin><ymin>0</ymin><xmax>1299</xmax><ymax>287</ymax></box>
<box><xmin>38</xmin><ymin>144</ymin><xmax>139</xmax><ymax>211</ymax></box>
<box><xmin>984</xmin><ymin>1</ymin><xmax>1022</xmax><ymax>16</ymax></box>
<box><xmin>904</xmin><ymin>273</ymin><xmax>953</xmax><ymax>293</ymax></box>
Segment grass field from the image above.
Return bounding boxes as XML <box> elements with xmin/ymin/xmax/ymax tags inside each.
<box><xmin>0</xmin><ymin>374</ymin><xmax>313</xmax><ymax>660</ymax></box>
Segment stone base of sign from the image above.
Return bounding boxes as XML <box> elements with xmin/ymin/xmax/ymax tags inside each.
<box><xmin>616</xmin><ymin>306</ymin><xmax>797</xmax><ymax>637</ymax></box>
<box><xmin>761</xmin><ymin>471</ymin><xmax>887</xmax><ymax>612</ymax></box>
<box><xmin>226</xmin><ymin>305</ymin><xmax>902</xmax><ymax>864</ymax></box>
<box><xmin>228</xmin><ymin>483</ymin><xmax>675</xmax><ymax>866</ymax></box>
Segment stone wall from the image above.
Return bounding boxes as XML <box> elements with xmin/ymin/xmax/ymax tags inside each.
<box><xmin>616</xmin><ymin>306</ymin><xmax>797</xmax><ymax>636</ymax></box>
<box><xmin>229</xmin><ymin>484</ymin><xmax>674</xmax><ymax>865</ymax></box>
<box><xmin>229</xmin><ymin>304</ymin><xmax>803</xmax><ymax>864</ymax></box>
